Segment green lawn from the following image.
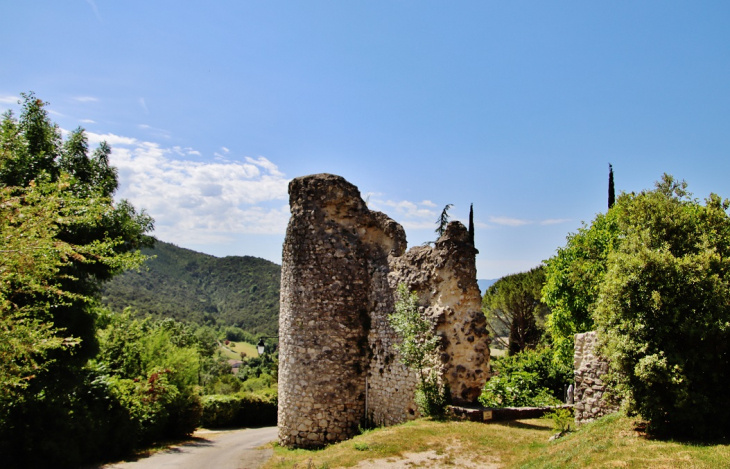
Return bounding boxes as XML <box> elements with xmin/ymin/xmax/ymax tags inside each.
<box><xmin>218</xmin><ymin>340</ymin><xmax>259</xmax><ymax>360</ymax></box>
<box><xmin>265</xmin><ymin>413</ymin><xmax>730</xmax><ymax>468</ymax></box>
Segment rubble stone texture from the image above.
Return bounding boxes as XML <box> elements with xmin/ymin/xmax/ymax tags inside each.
<box><xmin>573</xmin><ymin>331</ymin><xmax>619</xmax><ymax>425</ymax></box>
<box><xmin>278</xmin><ymin>174</ymin><xmax>490</xmax><ymax>448</ymax></box>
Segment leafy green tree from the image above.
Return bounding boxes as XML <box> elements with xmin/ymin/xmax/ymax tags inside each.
<box><xmin>0</xmin><ymin>93</ymin><xmax>153</xmax><ymax>363</ymax></box>
<box><xmin>0</xmin><ymin>93</ymin><xmax>154</xmax><ymax>466</ymax></box>
<box><xmin>388</xmin><ymin>284</ymin><xmax>447</xmax><ymax>417</ymax></box>
<box><xmin>594</xmin><ymin>176</ymin><xmax>730</xmax><ymax>437</ymax></box>
<box><xmin>544</xmin><ymin>173</ymin><xmax>730</xmax><ymax>437</ymax></box>
<box><xmin>542</xmin><ymin>208</ymin><xmax>620</xmax><ymax>366</ymax></box>
<box><xmin>482</xmin><ymin>267</ymin><xmax>549</xmax><ymax>355</ymax></box>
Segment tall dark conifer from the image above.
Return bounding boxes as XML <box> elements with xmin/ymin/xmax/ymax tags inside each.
<box><xmin>608</xmin><ymin>163</ymin><xmax>615</xmax><ymax>210</ymax></box>
<box><xmin>468</xmin><ymin>203</ymin><xmax>475</xmax><ymax>246</ymax></box>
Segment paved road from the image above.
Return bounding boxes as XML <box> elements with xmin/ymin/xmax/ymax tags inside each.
<box><xmin>103</xmin><ymin>427</ymin><xmax>277</xmax><ymax>469</ymax></box>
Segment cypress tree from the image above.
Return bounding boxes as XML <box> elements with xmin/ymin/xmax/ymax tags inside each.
<box><xmin>608</xmin><ymin>163</ymin><xmax>615</xmax><ymax>209</ymax></box>
<box><xmin>468</xmin><ymin>203</ymin><xmax>475</xmax><ymax>246</ymax></box>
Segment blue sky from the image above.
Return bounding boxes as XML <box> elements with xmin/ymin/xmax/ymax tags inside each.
<box><xmin>2</xmin><ymin>1</ymin><xmax>729</xmax><ymax>279</ymax></box>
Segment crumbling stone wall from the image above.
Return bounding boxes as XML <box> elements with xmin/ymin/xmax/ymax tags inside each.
<box><xmin>388</xmin><ymin>223</ymin><xmax>489</xmax><ymax>405</ymax></box>
<box><xmin>573</xmin><ymin>331</ymin><xmax>619</xmax><ymax>425</ymax></box>
<box><xmin>278</xmin><ymin>173</ymin><xmax>490</xmax><ymax>448</ymax></box>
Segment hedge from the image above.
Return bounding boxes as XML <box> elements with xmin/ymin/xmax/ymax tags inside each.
<box><xmin>201</xmin><ymin>392</ymin><xmax>277</xmax><ymax>428</ymax></box>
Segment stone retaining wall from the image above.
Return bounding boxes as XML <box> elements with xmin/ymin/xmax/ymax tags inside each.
<box><xmin>573</xmin><ymin>331</ymin><xmax>619</xmax><ymax>425</ymax></box>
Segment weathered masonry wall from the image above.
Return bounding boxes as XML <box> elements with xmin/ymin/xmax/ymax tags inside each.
<box><xmin>278</xmin><ymin>173</ymin><xmax>490</xmax><ymax>448</ymax></box>
<box><xmin>573</xmin><ymin>331</ymin><xmax>619</xmax><ymax>425</ymax></box>
<box><xmin>388</xmin><ymin>224</ymin><xmax>489</xmax><ymax>404</ymax></box>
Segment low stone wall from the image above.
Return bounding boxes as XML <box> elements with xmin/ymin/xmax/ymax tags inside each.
<box><xmin>449</xmin><ymin>404</ymin><xmax>574</xmax><ymax>422</ymax></box>
<box><xmin>573</xmin><ymin>331</ymin><xmax>619</xmax><ymax>425</ymax></box>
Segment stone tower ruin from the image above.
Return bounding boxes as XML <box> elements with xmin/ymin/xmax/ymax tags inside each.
<box><xmin>278</xmin><ymin>174</ymin><xmax>490</xmax><ymax>448</ymax></box>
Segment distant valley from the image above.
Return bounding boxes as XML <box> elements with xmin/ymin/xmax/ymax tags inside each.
<box><xmin>101</xmin><ymin>240</ymin><xmax>280</xmax><ymax>335</ymax></box>
<box><xmin>102</xmin><ymin>240</ymin><xmax>497</xmax><ymax>335</ymax></box>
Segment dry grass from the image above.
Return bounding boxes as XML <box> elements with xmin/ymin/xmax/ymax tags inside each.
<box><xmin>265</xmin><ymin>413</ymin><xmax>730</xmax><ymax>469</ymax></box>
<box><xmin>264</xmin><ymin>418</ymin><xmax>553</xmax><ymax>468</ymax></box>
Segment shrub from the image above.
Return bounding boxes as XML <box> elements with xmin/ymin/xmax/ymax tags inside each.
<box><xmin>479</xmin><ymin>370</ymin><xmax>561</xmax><ymax>408</ymax></box>
<box><xmin>543</xmin><ymin>407</ymin><xmax>573</xmax><ymax>433</ymax></box>
<box><xmin>388</xmin><ymin>284</ymin><xmax>447</xmax><ymax>418</ymax></box>
<box><xmin>201</xmin><ymin>392</ymin><xmax>277</xmax><ymax>428</ymax></box>
<box><xmin>493</xmin><ymin>347</ymin><xmax>572</xmax><ymax>399</ymax></box>
<box><xmin>414</xmin><ymin>370</ymin><xmax>450</xmax><ymax>419</ymax></box>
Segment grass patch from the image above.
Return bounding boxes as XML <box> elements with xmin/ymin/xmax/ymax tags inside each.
<box><xmin>218</xmin><ymin>340</ymin><xmax>258</xmax><ymax>360</ymax></box>
<box><xmin>265</xmin><ymin>413</ymin><xmax>730</xmax><ymax>468</ymax></box>
<box><xmin>264</xmin><ymin>418</ymin><xmax>553</xmax><ymax>468</ymax></box>
<box><xmin>517</xmin><ymin>412</ymin><xmax>730</xmax><ymax>468</ymax></box>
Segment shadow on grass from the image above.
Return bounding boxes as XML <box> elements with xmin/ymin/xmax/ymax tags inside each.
<box><xmin>493</xmin><ymin>420</ymin><xmax>553</xmax><ymax>431</ymax></box>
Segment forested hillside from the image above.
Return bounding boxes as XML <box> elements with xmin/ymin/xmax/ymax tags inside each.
<box><xmin>102</xmin><ymin>240</ymin><xmax>280</xmax><ymax>334</ymax></box>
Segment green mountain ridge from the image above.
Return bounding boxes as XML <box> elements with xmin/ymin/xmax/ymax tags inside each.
<box><xmin>101</xmin><ymin>240</ymin><xmax>281</xmax><ymax>334</ymax></box>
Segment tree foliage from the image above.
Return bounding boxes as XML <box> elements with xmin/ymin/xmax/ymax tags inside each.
<box><xmin>101</xmin><ymin>240</ymin><xmax>281</xmax><ymax>334</ymax></box>
<box><xmin>608</xmin><ymin>163</ymin><xmax>615</xmax><ymax>209</ymax></box>
<box><xmin>388</xmin><ymin>283</ymin><xmax>448</xmax><ymax>417</ymax></box>
<box><xmin>435</xmin><ymin>204</ymin><xmax>453</xmax><ymax>239</ymax></box>
<box><xmin>482</xmin><ymin>266</ymin><xmax>549</xmax><ymax>355</ymax></box>
<box><xmin>594</xmin><ymin>176</ymin><xmax>730</xmax><ymax>437</ymax></box>
<box><xmin>468</xmin><ymin>203</ymin><xmax>475</xmax><ymax>245</ymax></box>
<box><xmin>0</xmin><ymin>93</ymin><xmax>156</xmax><ymax>466</ymax></box>
<box><xmin>542</xmin><ymin>207</ymin><xmax>620</xmax><ymax>366</ymax></box>
<box><xmin>544</xmin><ymin>173</ymin><xmax>730</xmax><ymax>437</ymax></box>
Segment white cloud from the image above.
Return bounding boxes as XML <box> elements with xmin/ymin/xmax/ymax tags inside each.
<box><xmin>489</xmin><ymin>216</ymin><xmax>532</xmax><ymax>227</ymax></box>
<box><xmin>103</xmin><ymin>135</ymin><xmax>291</xmax><ymax>244</ymax></box>
<box><xmin>87</xmin><ymin>131</ymin><xmax>138</xmax><ymax>146</ymax></box>
<box><xmin>48</xmin><ymin>109</ymin><xmax>66</xmax><ymax>117</ymax></box>
<box><xmin>171</xmin><ymin>146</ymin><xmax>202</xmax><ymax>157</ymax></box>
<box><xmin>375</xmin><ymin>199</ymin><xmax>436</xmax><ymax>220</ymax></box>
<box><xmin>540</xmin><ymin>218</ymin><xmax>571</xmax><ymax>226</ymax></box>
<box><xmin>221</xmin><ymin>147</ymin><xmax>230</xmax><ymax>153</ymax></box>
<box><xmin>0</xmin><ymin>95</ymin><xmax>19</xmax><ymax>104</ymax></box>
<box><xmin>73</xmin><ymin>96</ymin><xmax>98</xmax><ymax>103</ymax></box>
<box><xmin>367</xmin><ymin>198</ymin><xmax>438</xmax><ymax>230</ymax></box>
<box><xmin>80</xmin><ymin>119</ymin><xmax>96</xmax><ymax>124</ymax></box>
<box><xmin>139</xmin><ymin>98</ymin><xmax>148</xmax><ymax>114</ymax></box>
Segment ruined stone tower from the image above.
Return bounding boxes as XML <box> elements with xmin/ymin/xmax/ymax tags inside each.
<box><xmin>278</xmin><ymin>174</ymin><xmax>489</xmax><ymax>448</ymax></box>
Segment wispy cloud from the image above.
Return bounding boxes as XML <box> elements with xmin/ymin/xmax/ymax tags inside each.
<box><xmin>139</xmin><ymin>98</ymin><xmax>149</xmax><ymax>114</ymax></box>
<box><xmin>86</xmin><ymin>0</ymin><xmax>102</xmax><ymax>22</ymax></box>
<box><xmin>96</xmin><ymin>134</ymin><xmax>290</xmax><ymax>244</ymax></box>
<box><xmin>80</xmin><ymin>119</ymin><xmax>96</xmax><ymax>124</ymax></box>
<box><xmin>489</xmin><ymin>216</ymin><xmax>532</xmax><ymax>227</ymax></box>
<box><xmin>73</xmin><ymin>96</ymin><xmax>98</xmax><ymax>103</ymax></box>
<box><xmin>0</xmin><ymin>95</ymin><xmax>19</xmax><ymax>104</ymax></box>
<box><xmin>138</xmin><ymin>123</ymin><xmax>171</xmax><ymax>139</ymax></box>
<box><xmin>221</xmin><ymin>147</ymin><xmax>230</xmax><ymax>153</ymax></box>
<box><xmin>368</xmin><ymin>198</ymin><xmax>438</xmax><ymax>230</ymax></box>
<box><xmin>540</xmin><ymin>218</ymin><xmax>571</xmax><ymax>226</ymax></box>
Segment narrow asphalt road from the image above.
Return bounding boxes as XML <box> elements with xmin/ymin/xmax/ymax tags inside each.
<box><xmin>102</xmin><ymin>426</ymin><xmax>278</xmax><ymax>469</ymax></box>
